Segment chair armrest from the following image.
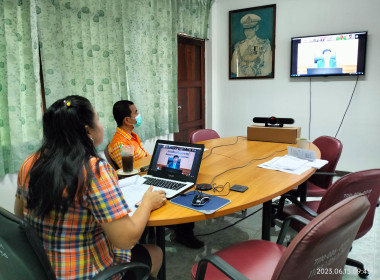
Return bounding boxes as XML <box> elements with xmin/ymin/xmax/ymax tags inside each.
<box><xmin>195</xmin><ymin>255</ymin><xmax>249</xmax><ymax>280</ymax></box>
<box><xmin>312</xmin><ymin>172</ymin><xmax>336</xmax><ymax>176</ymax></box>
<box><xmin>279</xmin><ymin>193</ymin><xmax>318</xmax><ymax>218</ymax></box>
<box><xmin>92</xmin><ymin>262</ymin><xmax>150</xmax><ymax>280</ymax></box>
<box><xmin>276</xmin><ymin>215</ymin><xmax>310</xmax><ymax>246</ymax></box>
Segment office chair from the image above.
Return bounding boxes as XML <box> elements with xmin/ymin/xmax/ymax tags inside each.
<box><xmin>271</xmin><ymin>135</ymin><xmax>342</xmax><ymax>218</ymax></box>
<box><xmin>276</xmin><ymin>169</ymin><xmax>380</xmax><ymax>279</ymax></box>
<box><xmin>302</xmin><ymin>135</ymin><xmax>343</xmax><ymax>199</ymax></box>
<box><xmin>104</xmin><ymin>143</ymin><xmax>119</xmax><ymax>170</ymax></box>
<box><xmin>0</xmin><ymin>207</ymin><xmax>150</xmax><ymax>280</ymax></box>
<box><xmin>189</xmin><ymin>129</ymin><xmax>220</xmax><ymax>143</ymax></box>
<box><xmin>191</xmin><ymin>194</ymin><xmax>370</xmax><ymax>280</ymax></box>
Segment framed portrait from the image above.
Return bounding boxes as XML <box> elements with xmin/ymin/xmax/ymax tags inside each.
<box><xmin>229</xmin><ymin>4</ymin><xmax>276</xmax><ymax>79</ymax></box>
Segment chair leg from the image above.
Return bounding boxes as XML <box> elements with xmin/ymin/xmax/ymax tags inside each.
<box><xmin>346</xmin><ymin>257</ymin><xmax>369</xmax><ymax>279</ymax></box>
<box><xmin>271</xmin><ymin>196</ymin><xmax>290</xmax><ymax>227</ymax></box>
<box><xmin>297</xmin><ymin>181</ymin><xmax>307</xmax><ymax>202</ymax></box>
<box><xmin>270</xmin><ymin>207</ymin><xmax>277</xmax><ymax>227</ymax></box>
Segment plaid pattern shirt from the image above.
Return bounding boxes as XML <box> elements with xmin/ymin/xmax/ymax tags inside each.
<box><xmin>108</xmin><ymin>127</ymin><xmax>149</xmax><ymax>169</ymax></box>
<box><xmin>17</xmin><ymin>155</ymin><xmax>131</xmax><ymax>280</ymax></box>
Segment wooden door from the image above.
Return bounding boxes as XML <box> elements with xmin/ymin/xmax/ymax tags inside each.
<box><xmin>174</xmin><ymin>35</ymin><xmax>205</xmax><ymax>142</ymax></box>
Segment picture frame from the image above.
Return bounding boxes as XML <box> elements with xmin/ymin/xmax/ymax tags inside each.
<box><xmin>229</xmin><ymin>4</ymin><xmax>276</xmax><ymax>79</ymax></box>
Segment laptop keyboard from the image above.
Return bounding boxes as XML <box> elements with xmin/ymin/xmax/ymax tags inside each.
<box><xmin>143</xmin><ymin>178</ymin><xmax>186</xmax><ymax>190</ymax></box>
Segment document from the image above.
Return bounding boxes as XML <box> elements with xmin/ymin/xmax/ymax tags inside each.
<box><xmin>258</xmin><ymin>155</ymin><xmax>311</xmax><ymax>175</ymax></box>
<box><xmin>258</xmin><ymin>150</ymin><xmax>328</xmax><ymax>175</ymax></box>
<box><xmin>287</xmin><ymin>146</ymin><xmax>316</xmax><ymax>160</ymax></box>
<box><xmin>287</xmin><ymin>146</ymin><xmax>328</xmax><ymax>168</ymax></box>
<box><xmin>118</xmin><ymin>175</ymin><xmax>149</xmax><ymax>215</ymax></box>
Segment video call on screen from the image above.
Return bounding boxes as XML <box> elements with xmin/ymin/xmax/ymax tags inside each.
<box><xmin>152</xmin><ymin>144</ymin><xmax>202</xmax><ymax>178</ymax></box>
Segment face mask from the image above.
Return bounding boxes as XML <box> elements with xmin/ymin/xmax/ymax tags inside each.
<box><xmin>133</xmin><ymin>114</ymin><xmax>142</xmax><ymax>127</ymax></box>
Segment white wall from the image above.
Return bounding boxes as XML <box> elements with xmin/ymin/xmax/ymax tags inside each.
<box><xmin>207</xmin><ymin>0</ymin><xmax>380</xmax><ymax>172</ymax></box>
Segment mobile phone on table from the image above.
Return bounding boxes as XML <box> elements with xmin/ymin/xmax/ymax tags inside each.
<box><xmin>230</xmin><ymin>184</ymin><xmax>248</xmax><ymax>193</ymax></box>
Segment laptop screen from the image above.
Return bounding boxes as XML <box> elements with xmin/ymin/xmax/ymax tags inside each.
<box><xmin>147</xmin><ymin>140</ymin><xmax>204</xmax><ymax>183</ymax></box>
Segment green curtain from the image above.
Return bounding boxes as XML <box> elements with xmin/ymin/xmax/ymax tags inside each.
<box><xmin>175</xmin><ymin>0</ymin><xmax>214</xmax><ymax>38</ymax></box>
<box><xmin>0</xmin><ymin>0</ymin><xmax>213</xmax><ymax>176</ymax></box>
<box><xmin>36</xmin><ymin>0</ymin><xmax>213</xmax><ymax>147</ymax></box>
<box><xmin>35</xmin><ymin>0</ymin><xmax>130</xmax><ymax>146</ymax></box>
<box><xmin>0</xmin><ymin>0</ymin><xmax>42</xmax><ymax>177</ymax></box>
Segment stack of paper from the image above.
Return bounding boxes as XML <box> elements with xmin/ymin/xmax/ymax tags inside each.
<box><xmin>258</xmin><ymin>155</ymin><xmax>311</xmax><ymax>175</ymax></box>
<box><xmin>258</xmin><ymin>146</ymin><xmax>328</xmax><ymax>175</ymax></box>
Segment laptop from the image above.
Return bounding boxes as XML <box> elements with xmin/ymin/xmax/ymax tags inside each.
<box><xmin>142</xmin><ymin>139</ymin><xmax>204</xmax><ymax>199</ymax></box>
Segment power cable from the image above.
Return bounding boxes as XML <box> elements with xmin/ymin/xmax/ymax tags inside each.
<box><xmin>195</xmin><ymin>207</ymin><xmax>262</xmax><ymax>237</ymax></box>
<box><xmin>335</xmin><ymin>75</ymin><xmax>359</xmax><ymax>138</ymax></box>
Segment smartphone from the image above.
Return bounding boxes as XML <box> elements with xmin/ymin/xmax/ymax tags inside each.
<box><xmin>230</xmin><ymin>184</ymin><xmax>248</xmax><ymax>193</ymax></box>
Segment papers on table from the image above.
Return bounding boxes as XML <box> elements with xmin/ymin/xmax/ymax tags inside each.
<box><xmin>287</xmin><ymin>146</ymin><xmax>316</xmax><ymax>161</ymax></box>
<box><xmin>258</xmin><ymin>146</ymin><xmax>328</xmax><ymax>175</ymax></box>
<box><xmin>258</xmin><ymin>156</ymin><xmax>309</xmax><ymax>175</ymax></box>
<box><xmin>118</xmin><ymin>175</ymin><xmax>149</xmax><ymax>215</ymax></box>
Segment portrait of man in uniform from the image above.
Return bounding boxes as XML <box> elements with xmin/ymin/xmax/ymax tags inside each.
<box><xmin>229</xmin><ymin>5</ymin><xmax>276</xmax><ymax>79</ymax></box>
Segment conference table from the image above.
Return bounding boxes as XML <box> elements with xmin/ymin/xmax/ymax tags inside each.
<box><xmin>132</xmin><ymin>136</ymin><xmax>320</xmax><ymax>279</ymax></box>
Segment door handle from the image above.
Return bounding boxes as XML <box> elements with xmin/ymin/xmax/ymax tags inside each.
<box><xmin>177</xmin><ymin>105</ymin><xmax>182</xmax><ymax>109</ymax></box>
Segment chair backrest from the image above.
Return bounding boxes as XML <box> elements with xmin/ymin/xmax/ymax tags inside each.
<box><xmin>189</xmin><ymin>129</ymin><xmax>220</xmax><ymax>143</ymax></box>
<box><xmin>104</xmin><ymin>144</ymin><xmax>119</xmax><ymax>170</ymax></box>
<box><xmin>308</xmin><ymin>135</ymin><xmax>343</xmax><ymax>189</ymax></box>
<box><xmin>0</xmin><ymin>207</ymin><xmax>150</xmax><ymax>280</ymax></box>
<box><xmin>272</xmin><ymin>195</ymin><xmax>370</xmax><ymax>280</ymax></box>
<box><xmin>0</xmin><ymin>207</ymin><xmax>56</xmax><ymax>280</ymax></box>
<box><xmin>317</xmin><ymin>169</ymin><xmax>380</xmax><ymax>239</ymax></box>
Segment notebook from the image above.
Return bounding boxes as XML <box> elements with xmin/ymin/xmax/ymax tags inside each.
<box><xmin>142</xmin><ymin>140</ymin><xmax>204</xmax><ymax>199</ymax></box>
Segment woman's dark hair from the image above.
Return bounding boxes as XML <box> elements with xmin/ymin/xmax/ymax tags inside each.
<box><xmin>26</xmin><ymin>95</ymin><xmax>100</xmax><ymax>217</ymax></box>
<box><xmin>113</xmin><ymin>100</ymin><xmax>134</xmax><ymax>126</ymax></box>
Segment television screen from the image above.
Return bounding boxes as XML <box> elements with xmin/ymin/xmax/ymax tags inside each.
<box><xmin>290</xmin><ymin>31</ymin><xmax>367</xmax><ymax>77</ymax></box>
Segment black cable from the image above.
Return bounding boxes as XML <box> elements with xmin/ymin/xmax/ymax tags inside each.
<box><xmin>195</xmin><ymin>207</ymin><xmax>263</xmax><ymax>237</ymax></box>
<box><xmin>193</xmin><ymin>143</ymin><xmax>286</xmax><ymax>235</ymax></box>
<box><xmin>334</xmin><ymin>75</ymin><xmax>359</xmax><ymax>138</ymax></box>
<box><xmin>209</xmin><ymin>148</ymin><xmax>287</xmax><ymax>185</ymax></box>
<box><xmin>309</xmin><ymin>77</ymin><xmax>312</xmax><ymax>140</ymax></box>
<box><xmin>194</xmin><ymin>182</ymin><xmax>231</xmax><ymax>197</ymax></box>
<box><xmin>210</xmin><ymin>181</ymin><xmax>231</xmax><ymax>196</ymax></box>
<box><xmin>202</xmin><ymin>136</ymin><xmax>241</xmax><ymax>160</ymax></box>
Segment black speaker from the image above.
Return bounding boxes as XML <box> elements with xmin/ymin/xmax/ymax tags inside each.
<box><xmin>253</xmin><ymin>116</ymin><xmax>294</xmax><ymax>127</ymax></box>
<box><xmin>196</xmin><ymin>183</ymin><xmax>212</xmax><ymax>191</ymax></box>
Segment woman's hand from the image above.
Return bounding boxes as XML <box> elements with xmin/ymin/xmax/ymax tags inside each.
<box><xmin>102</xmin><ymin>185</ymin><xmax>166</xmax><ymax>249</ymax></box>
<box><xmin>141</xmin><ymin>186</ymin><xmax>166</xmax><ymax>211</ymax></box>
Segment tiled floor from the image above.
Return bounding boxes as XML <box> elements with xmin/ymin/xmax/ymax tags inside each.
<box><xmin>163</xmin><ymin>203</ymin><xmax>379</xmax><ymax>279</ymax></box>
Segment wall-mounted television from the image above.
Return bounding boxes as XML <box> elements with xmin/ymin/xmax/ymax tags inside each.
<box><xmin>290</xmin><ymin>31</ymin><xmax>367</xmax><ymax>77</ymax></box>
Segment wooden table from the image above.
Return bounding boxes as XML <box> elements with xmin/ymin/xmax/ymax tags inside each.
<box><xmin>133</xmin><ymin>136</ymin><xmax>320</xmax><ymax>280</ymax></box>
